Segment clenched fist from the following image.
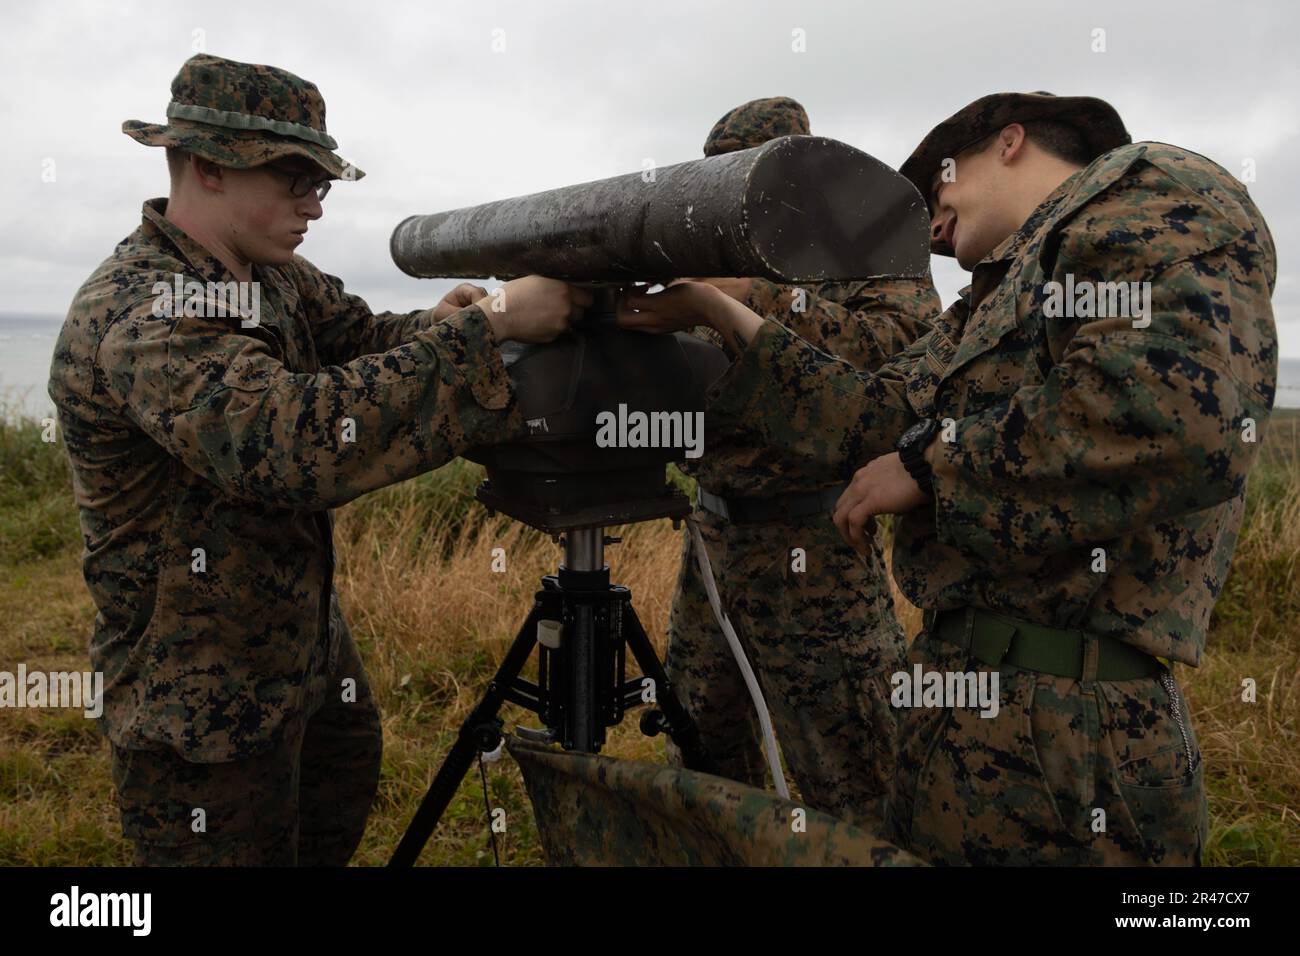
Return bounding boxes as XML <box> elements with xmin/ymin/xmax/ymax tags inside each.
<box><xmin>478</xmin><ymin>276</ymin><xmax>594</xmax><ymax>344</ymax></box>
<box><xmin>433</xmin><ymin>282</ymin><xmax>489</xmax><ymax>320</ymax></box>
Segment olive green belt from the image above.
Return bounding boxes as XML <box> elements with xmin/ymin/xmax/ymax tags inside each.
<box><xmin>927</xmin><ymin>607</ymin><xmax>1164</xmax><ymax>681</ymax></box>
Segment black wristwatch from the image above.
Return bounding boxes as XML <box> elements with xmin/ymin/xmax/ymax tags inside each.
<box><xmin>895</xmin><ymin>419</ymin><xmax>938</xmax><ymax>495</ymax></box>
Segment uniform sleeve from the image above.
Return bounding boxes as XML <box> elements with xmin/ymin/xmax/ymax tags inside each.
<box><xmin>929</xmin><ymin>166</ymin><xmax>1276</xmax><ymax>559</ymax></box>
<box><xmin>96</xmin><ymin>300</ymin><xmax>523</xmax><ymax>510</ymax></box>
<box><xmin>745</xmin><ymin>275</ymin><xmax>940</xmax><ymax>369</ymax></box>
<box><xmin>704</xmin><ymin>317</ymin><xmax>924</xmax><ymax>479</ymax></box>
<box><xmin>689</xmin><ymin>322</ymin><xmax>730</xmax><ymax>356</ymax></box>
<box><xmin>290</xmin><ymin>257</ymin><xmax>442</xmax><ymax>363</ymax></box>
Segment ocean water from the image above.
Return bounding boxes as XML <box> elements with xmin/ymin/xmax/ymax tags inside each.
<box><xmin>1278</xmin><ymin>356</ymin><xmax>1300</xmax><ymax>410</ymax></box>
<box><xmin>0</xmin><ymin>314</ymin><xmax>64</xmax><ymax>422</ymax></box>
<box><xmin>3</xmin><ymin>312</ymin><xmax>1299</xmax><ymax>423</ymax></box>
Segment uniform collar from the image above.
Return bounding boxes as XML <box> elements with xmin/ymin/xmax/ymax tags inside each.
<box><xmin>139</xmin><ymin>197</ymin><xmax>300</xmax><ymax>315</ymax></box>
<box><xmin>140</xmin><ymin>198</ymin><xmax>246</xmax><ymax>286</ymax></box>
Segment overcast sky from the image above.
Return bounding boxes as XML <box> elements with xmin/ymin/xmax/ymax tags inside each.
<box><xmin>2</xmin><ymin>0</ymin><xmax>1296</xmax><ymax>354</ymax></box>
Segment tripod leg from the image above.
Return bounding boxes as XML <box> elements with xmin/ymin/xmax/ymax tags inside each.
<box><xmin>388</xmin><ymin>605</ymin><xmax>544</xmax><ymax>866</ymax></box>
<box><xmin>621</xmin><ymin>605</ymin><xmax>717</xmax><ymax>775</ymax></box>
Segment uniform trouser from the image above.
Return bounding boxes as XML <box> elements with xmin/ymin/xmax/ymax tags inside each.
<box><xmin>663</xmin><ymin>506</ymin><xmax>906</xmax><ymax>827</ymax></box>
<box><xmin>886</xmin><ymin>628</ymin><xmax>1208</xmax><ymax>866</ymax></box>
<box><xmin>109</xmin><ymin>626</ymin><xmax>383</xmax><ymax>866</ymax></box>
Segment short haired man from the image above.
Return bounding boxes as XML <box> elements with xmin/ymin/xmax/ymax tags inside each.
<box><xmin>620</xmin><ymin>92</ymin><xmax>1277</xmax><ymax>864</ymax></box>
<box><xmin>49</xmin><ymin>54</ymin><xmax>589</xmax><ymax>865</ymax></box>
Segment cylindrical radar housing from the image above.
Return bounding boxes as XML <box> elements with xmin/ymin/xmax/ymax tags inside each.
<box><xmin>391</xmin><ymin>136</ymin><xmax>930</xmax><ymax>283</ymax></box>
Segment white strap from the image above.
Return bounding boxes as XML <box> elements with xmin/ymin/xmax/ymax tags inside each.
<box><xmin>686</xmin><ymin>518</ymin><xmax>789</xmax><ymax>799</ymax></box>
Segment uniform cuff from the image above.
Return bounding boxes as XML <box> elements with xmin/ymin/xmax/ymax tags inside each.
<box><xmin>704</xmin><ymin>318</ymin><xmax>790</xmax><ymax>427</ymax></box>
<box><xmin>744</xmin><ymin>278</ymin><xmax>788</xmax><ymax>319</ymax></box>
<box><xmin>427</xmin><ymin>305</ymin><xmax>514</xmax><ymax>411</ymax></box>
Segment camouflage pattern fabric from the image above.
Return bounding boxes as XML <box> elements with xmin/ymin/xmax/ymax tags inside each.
<box><xmin>508</xmin><ymin>738</ymin><xmax>925</xmax><ymax>866</ymax></box>
<box><xmin>706</xmin><ymin>142</ymin><xmax>1277</xmax><ymax>863</ymax></box>
<box><xmin>110</xmin><ymin>620</ymin><xmax>382</xmax><ymax>865</ymax></box>
<box><xmin>49</xmin><ymin>198</ymin><xmax>525</xmax><ymax>762</ymax></box>
<box><xmin>686</xmin><ymin>274</ymin><xmax>942</xmax><ymax>497</ymax></box>
<box><xmin>663</xmin><ymin>507</ymin><xmax>902</xmax><ymax>827</ymax></box>
<box><xmin>702</xmin><ymin>96</ymin><xmax>809</xmax><ymax>156</ymax></box>
<box><xmin>888</xmin><ymin>631</ymin><xmax>1207</xmax><ymax>865</ymax></box>
<box><xmin>123</xmin><ymin>53</ymin><xmax>362</xmax><ymax>179</ymax></box>
<box><xmin>667</xmin><ymin>98</ymin><xmax>942</xmax><ymax>826</ymax></box>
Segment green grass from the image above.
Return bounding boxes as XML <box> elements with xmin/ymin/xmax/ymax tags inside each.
<box><xmin>0</xmin><ymin>405</ymin><xmax>81</xmax><ymax>564</ymax></box>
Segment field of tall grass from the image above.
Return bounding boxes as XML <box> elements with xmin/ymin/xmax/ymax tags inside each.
<box><xmin>1</xmin><ymin>397</ymin><xmax>1296</xmax><ymax>866</ymax></box>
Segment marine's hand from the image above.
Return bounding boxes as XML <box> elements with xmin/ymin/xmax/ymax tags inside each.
<box><xmin>616</xmin><ymin>280</ymin><xmax>722</xmax><ymax>334</ymax></box>
<box><xmin>480</xmin><ymin>276</ymin><xmax>592</xmax><ymax>344</ymax></box>
<box><xmin>433</xmin><ymin>282</ymin><xmax>489</xmax><ymax>320</ymax></box>
<box><xmin>832</xmin><ymin>452</ymin><xmax>927</xmax><ymax>552</ymax></box>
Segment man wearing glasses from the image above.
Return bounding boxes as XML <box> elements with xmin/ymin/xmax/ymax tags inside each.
<box><xmin>49</xmin><ymin>54</ymin><xmax>586</xmax><ymax>865</ymax></box>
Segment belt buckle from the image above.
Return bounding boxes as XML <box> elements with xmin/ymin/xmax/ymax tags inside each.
<box><xmin>1077</xmin><ymin>629</ymin><xmax>1100</xmax><ymax>684</ymax></box>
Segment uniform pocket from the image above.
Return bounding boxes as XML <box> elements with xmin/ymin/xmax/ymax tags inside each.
<box><xmin>1099</xmin><ymin>673</ymin><xmax>1207</xmax><ymax>864</ymax></box>
<box><xmin>1116</xmin><ymin>761</ymin><xmax>1207</xmax><ymax>866</ymax></box>
<box><xmin>1101</xmin><ymin>673</ymin><xmax>1202</xmax><ymax>785</ymax></box>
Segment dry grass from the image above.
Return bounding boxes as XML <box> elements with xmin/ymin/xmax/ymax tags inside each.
<box><xmin>1</xmin><ymin>405</ymin><xmax>1296</xmax><ymax>866</ymax></box>
<box><xmin>333</xmin><ymin>475</ymin><xmax>684</xmax><ymax>865</ymax></box>
<box><xmin>1181</xmin><ymin>414</ymin><xmax>1300</xmax><ymax>864</ymax></box>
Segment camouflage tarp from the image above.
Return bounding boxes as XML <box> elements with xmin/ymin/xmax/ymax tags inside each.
<box><xmin>508</xmin><ymin>738</ymin><xmax>925</xmax><ymax>866</ymax></box>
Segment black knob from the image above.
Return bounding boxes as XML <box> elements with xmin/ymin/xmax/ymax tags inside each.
<box><xmin>639</xmin><ymin>710</ymin><xmax>667</xmax><ymax>737</ymax></box>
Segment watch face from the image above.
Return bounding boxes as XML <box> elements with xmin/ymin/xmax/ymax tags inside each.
<box><xmin>902</xmin><ymin>421</ymin><xmax>929</xmax><ymax>448</ymax></box>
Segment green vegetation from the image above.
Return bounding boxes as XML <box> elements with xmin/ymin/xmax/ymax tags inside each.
<box><xmin>1</xmin><ymin>397</ymin><xmax>1296</xmax><ymax>866</ymax></box>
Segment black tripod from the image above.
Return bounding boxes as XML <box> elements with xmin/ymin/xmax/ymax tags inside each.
<box><xmin>389</xmin><ymin>525</ymin><xmax>712</xmax><ymax>866</ymax></box>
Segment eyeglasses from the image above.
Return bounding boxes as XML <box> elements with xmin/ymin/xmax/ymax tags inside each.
<box><xmin>265</xmin><ymin>162</ymin><xmax>332</xmax><ymax>201</ymax></box>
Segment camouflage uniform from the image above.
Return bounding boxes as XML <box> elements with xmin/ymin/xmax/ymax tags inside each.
<box><xmin>665</xmin><ymin>98</ymin><xmax>940</xmax><ymax>826</ymax></box>
<box><xmin>49</xmin><ymin>55</ymin><xmax>524</xmax><ymax>864</ymax></box>
<box><xmin>706</xmin><ymin>93</ymin><xmax>1277</xmax><ymax>864</ymax></box>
